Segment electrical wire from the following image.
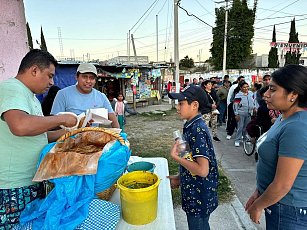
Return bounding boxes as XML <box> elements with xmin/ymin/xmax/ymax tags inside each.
<box><xmin>129</xmin><ymin>0</ymin><xmax>159</xmax><ymax>32</ymax></box>
<box><xmin>176</xmin><ymin>0</ymin><xmax>213</xmax><ymax>28</ymax></box>
<box><xmin>132</xmin><ymin>0</ymin><xmax>161</xmax><ymax>34</ymax></box>
<box><xmin>256</xmin><ymin>0</ymin><xmax>301</xmax><ymax>23</ymax></box>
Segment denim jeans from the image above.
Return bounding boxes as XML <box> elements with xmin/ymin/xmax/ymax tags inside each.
<box><xmin>265</xmin><ymin>202</ymin><xmax>307</xmax><ymax>229</ymax></box>
<box><xmin>187</xmin><ymin>214</ymin><xmax>210</xmax><ymax>230</ymax></box>
<box><xmin>218</xmin><ymin>101</ymin><xmax>227</xmax><ymax>124</ymax></box>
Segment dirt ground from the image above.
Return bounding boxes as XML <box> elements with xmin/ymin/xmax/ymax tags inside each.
<box><xmin>124</xmin><ymin>108</ymin><xmax>233</xmax><ymax>206</ymax></box>
<box><xmin>124</xmin><ymin>109</ymin><xmax>183</xmax><ymax>175</ymax></box>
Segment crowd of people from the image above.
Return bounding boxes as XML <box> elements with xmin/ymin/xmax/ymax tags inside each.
<box><xmin>169</xmin><ymin>66</ymin><xmax>307</xmax><ymax>229</ymax></box>
<box><xmin>180</xmin><ymin>73</ymin><xmax>280</xmax><ymax>149</ymax></box>
<box><xmin>2</xmin><ymin>49</ymin><xmax>307</xmax><ymax>230</ymax></box>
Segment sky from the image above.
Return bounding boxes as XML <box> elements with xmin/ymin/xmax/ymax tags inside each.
<box><xmin>23</xmin><ymin>0</ymin><xmax>307</xmax><ymax>63</ymax></box>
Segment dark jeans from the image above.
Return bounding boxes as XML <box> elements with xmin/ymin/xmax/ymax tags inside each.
<box><xmin>218</xmin><ymin>101</ymin><xmax>227</xmax><ymax>124</ymax></box>
<box><xmin>226</xmin><ymin>103</ymin><xmax>237</xmax><ymax>135</ymax></box>
<box><xmin>265</xmin><ymin>202</ymin><xmax>307</xmax><ymax>229</ymax></box>
<box><xmin>187</xmin><ymin>214</ymin><xmax>210</xmax><ymax>230</ymax></box>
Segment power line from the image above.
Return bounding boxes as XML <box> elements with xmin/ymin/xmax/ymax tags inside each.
<box><xmin>255</xmin><ymin>17</ymin><xmax>307</xmax><ymax>30</ymax></box>
<box><xmin>256</xmin><ymin>13</ymin><xmax>307</xmax><ymax>21</ymax></box>
<box><xmin>256</xmin><ymin>0</ymin><xmax>301</xmax><ymax>23</ymax></box>
<box><xmin>46</xmin><ymin>37</ymin><xmax>125</xmax><ymax>41</ymax></box>
<box><xmin>129</xmin><ymin>0</ymin><xmax>159</xmax><ymax>31</ymax></box>
<box><xmin>132</xmin><ymin>0</ymin><xmax>161</xmax><ymax>34</ymax></box>
<box><xmin>177</xmin><ymin>0</ymin><xmax>213</xmax><ymax>28</ymax></box>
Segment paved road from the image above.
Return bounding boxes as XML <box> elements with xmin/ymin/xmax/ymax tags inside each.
<box><xmin>214</xmin><ymin>124</ymin><xmax>266</xmax><ymax>229</ymax></box>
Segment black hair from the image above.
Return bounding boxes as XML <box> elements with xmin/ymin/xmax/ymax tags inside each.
<box><xmin>238</xmin><ymin>80</ymin><xmax>248</xmax><ymax>88</ymax></box>
<box><xmin>259</xmin><ymin>85</ymin><xmax>269</xmax><ymax>97</ymax></box>
<box><xmin>18</xmin><ymin>49</ymin><xmax>58</xmax><ymax>74</ymax></box>
<box><xmin>184</xmin><ymin>79</ymin><xmax>189</xmax><ymax>83</ymax></box>
<box><xmin>263</xmin><ymin>74</ymin><xmax>271</xmax><ymax>81</ymax></box>
<box><xmin>237</xmin><ymin>75</ymin><xmax>245</xmax><ymax>82</ymax></box>
<box><xmin>224</xmin><ymin>75</ymin><xmax>229</xmax><ymax>79</ymax></box>
<box><xmin>199</xmin><ymin>77</ymin><xmax>203</xmax><ymax>80</ymax></box>
<box><xmin>41</xmin><ymin>85</ymin><xmax>60</xmax><ymax>116</ymax></box>
<box><xmin>117</xmin><ymin>93</ymin><xmax>125</xmax><ymax>100</ymax></box>
<box><xmin>253</xmin><ymin>82</ymin><xmax>262</xmax><ymax>91</ymax></box>
<box><xmin>271</xmin><ymin>64</ymin><xmax>307</xmax><ymax>107</ymax></box>
<box><xmin>203</xmin><ymin>80</ymin><xmax>212</xmax><ymax>86</ymax></box>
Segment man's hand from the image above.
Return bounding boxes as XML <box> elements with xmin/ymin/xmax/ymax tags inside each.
<box><xmin>58</xmin><ymin>114</ymin><xmax>78</xmax><ymax>128</ymax></box>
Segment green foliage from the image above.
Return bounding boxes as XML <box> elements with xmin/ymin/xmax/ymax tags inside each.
<box><xmin>285</xmin><ymin>18</ymin><xmax>301</xmax><ymax>65</ymax></box>
<box><xmin>268</xmin><ymin>25</ymin><xmax>279</xmax><ymax>68</ymax></box>
<box><xmin>40</xmin><ymin>26</ymin><xmax>48</xmax><ymax>51</ymax></box>
<box><xmin>26</xmin><ymin>22</ymin><xmax>33</xmax><ymax>50</ymax></box>
<box><xmin>179</xmin><ymin>55</ymin><xmax>195</xmax><ymax>69</ymax></box>
<box><xmin>217</xmin><ymin>168</ymin><xmax>234</xmax><ymax>203</ymax></box>
<box><xmin>210</xmin><ymin>0</ymin><xmax>258</xmax><ymax>70</ymax></box>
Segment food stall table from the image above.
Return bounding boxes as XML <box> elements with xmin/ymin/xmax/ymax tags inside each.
<box><xmin>110</xmin><ymin>157</ymin><xmax>176</xmax><ymax>230</ymax></box>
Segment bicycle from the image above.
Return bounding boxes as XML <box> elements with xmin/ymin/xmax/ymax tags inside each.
<box><xmin>243</xmin><ymin>125</ymin><xmax>262</xmax><ymax>160</ymax></box>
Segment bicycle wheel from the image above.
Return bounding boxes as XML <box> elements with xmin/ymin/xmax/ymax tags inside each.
<box><xmin>243</xmin><ymin>135</ymin><xmax>256</xmax><ymax>156</ymax></box>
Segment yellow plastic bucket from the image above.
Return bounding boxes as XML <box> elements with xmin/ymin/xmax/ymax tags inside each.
<box><xmin>117</xmin><ymin>171</ymin><xmax>160</xmax><ymax>225</ymax></box>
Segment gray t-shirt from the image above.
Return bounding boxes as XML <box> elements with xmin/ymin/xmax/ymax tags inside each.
<box><xmin>256</xmin><ymin>111</ymin><xmax>307</xmax><ymax>207</ymax></box>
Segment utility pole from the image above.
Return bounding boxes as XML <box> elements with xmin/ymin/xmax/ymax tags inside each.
<box><xmin>128</xmin><ymin>30</ymin><xmax>131</xmax><ymax>64</ymax></box>
<box><xmin>174</xmin><ymin>0</ymin><xmax>179</xmax><ymax>90</ymax></box>
<box><xmin>222</xmin><ymin>0</ymin><xmax>229</xmax><ymax>77</ymax></box>
<box><xmin>156</xmin><ymin>15</ymin><xmax>159</xmax><ymax>62</ymax></box>
<box><xmin>57</xmin><ymin>27</ymin><xmax>64</xmax><ymax>59</ymax></box>
<box><xmin>131</xmin><ymin>34</ymin><xmax>138</xmax><ymax>64</ymax></box>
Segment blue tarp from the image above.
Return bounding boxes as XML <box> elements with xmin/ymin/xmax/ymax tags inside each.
<box><xmin>19</xmin><ymin>133</ymin><xmax>131</xmax><ymax>230</ymax></box>
<box><xmin>37</xmin><ymin>65</ymin><xmax>78</xmax><ymax>102</ymax></box>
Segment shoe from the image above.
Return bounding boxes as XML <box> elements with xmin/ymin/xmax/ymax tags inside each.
<box><xmin>226</xmin><ymin>135</ymin><xmax>232</xmax><ymax>140</ymax></box>
<box><xmin>235</xmin><ymin>141</ymin><xmax>240</xmax><ymax>147</ymax></box>
<box><xmin>213</xmin><ymin>136</ymin><xmax>221</xmax><ymax>142</ymax></box>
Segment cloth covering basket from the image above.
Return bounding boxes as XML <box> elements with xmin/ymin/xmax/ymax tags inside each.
<box><xmin>19</xmin><ymin>127</ymin><xmax>131</xmax><ymax>229</ymax></box>
<box><xmin>55</xmin><ymin>127</ymin><xmax>130</xmax><ymax>200</ymax></box>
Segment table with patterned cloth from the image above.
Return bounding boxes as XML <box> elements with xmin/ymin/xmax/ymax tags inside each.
<box><xmin>110</xmin><ymin>157</ymin><xmax>176</xmax><ymax>230</ymax></box>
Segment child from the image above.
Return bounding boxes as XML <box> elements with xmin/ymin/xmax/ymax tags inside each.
<box><xmin>112</xmin><ymin>93</ymin><xmax>137</xmax><ymax>131</ymax></box>
<box><xmin>168</xmin><ymin>85</ymin><xmax>218</xmax><ymax>230</ymax></box>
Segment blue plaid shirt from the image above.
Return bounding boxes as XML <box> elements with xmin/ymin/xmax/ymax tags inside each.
<box><xmin>180</xmin><ymin>114</ymin><xmax>218</xmax><ymax>216</ymax></box>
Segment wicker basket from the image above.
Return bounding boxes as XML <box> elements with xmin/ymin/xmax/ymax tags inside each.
<box><xmin>57</xmin><ymin>127</ymin><xmax>127</xmax><ymax>200</ymax></box>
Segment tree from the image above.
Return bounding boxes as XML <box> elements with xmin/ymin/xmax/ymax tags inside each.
<box><xmin>40</xmin><ymin>26</ymin><xmax>48</xmax><ymax>51</ymax></box>
<box><xmin>285</xmin><ymin>18</ymin><xmax>301</xmax><ymax>65</ymax></box>
<box><xmin>179</xmin><ymin>55</ymin><xmax>195</xmax><ymax>69</ymax></box>
<box><xmin>210</xmin><ymin>0</ymin><xmax>258</xmax><ymax>70</ymax></box>
<box><xmin>268</xmin><ymin>25</ymin><xmax>279</xmax><ymax>68</ymax></box>
<box><xmin>26</xmin><ymin>22</ymin><xmax>33</xmax><ymax>50</ymax></box>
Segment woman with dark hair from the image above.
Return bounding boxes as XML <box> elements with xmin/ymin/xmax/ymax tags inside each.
<box><xmin>201</xmin><ymin>80</ymin><xmax>221</xmax><ymax>142</ymax></box>
<box><xmin>246</xmin><ymin>65</ymin><xmax>307</xmax><ymax>229</ymax></box>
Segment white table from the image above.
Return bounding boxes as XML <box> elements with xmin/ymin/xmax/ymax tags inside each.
<box><xmin>110</xmin><ymin>157</ymin><xmax>176</xmax><ymax>230</ymax></box>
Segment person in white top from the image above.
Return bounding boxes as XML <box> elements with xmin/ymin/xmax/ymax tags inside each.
<box><xmin>225</xmin><ymin>76</ymin><xmax>245</xmax><ymax>139</ymax></box>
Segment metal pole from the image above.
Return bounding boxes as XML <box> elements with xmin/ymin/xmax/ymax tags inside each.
<box><xmin>174</xmin><ymin>0</ymin><xmax>179</xmax><ymax>89</ymax></box>
<box><xmin>156</xmin><ymin>15</ymin><xmax>159</xmax><ymax>62</ymax></box>
<box><xmin>222</xmin><ymin>0</ymin><xmax>228</xmax><ymax>76</ymax></box>
<box><xmin>128</xmin><ymin>30</ymin><xmax>131</xmax><ymax>64</ymax></box>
